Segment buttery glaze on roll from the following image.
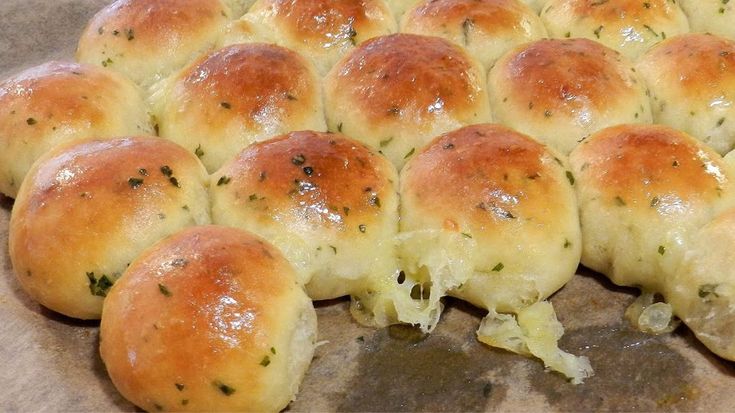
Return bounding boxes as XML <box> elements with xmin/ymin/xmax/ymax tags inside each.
<box><xmin>637</xmin><ymin>34</ymin><xmax>735</xmax><ymax>155</ymax></box>
<box><xmin>679</xmin><ymin>0</ymin><xmax>735</xmax><ymax>40</ymax></box>
<box><xmin>76</xmin><ymin>0</ymin><xmax>231</xmax><ymax>90</ymax></box>
<box><xmin>398</xmin><ymin>123</ymin><xmax>591</xmax><ymax>383</ymax></box>
<box><xmin>151</xmin><ymin>43</ymin><xmax>325</xmax><ymax>173</ymax></box>
<box><xmin>211</xmin><ymin>130</ymin><xmax>401</xmax><ymax>326</ymax></box>
<box><xmin>400</xmin><ymin>0</ymin><xmax>547</xmax><ymax>70</ymax></box>
<box><xmin>540</xmin><ymin>0</ymin><xmax>689</xmax><ymax>59</ymax></box>
<box><xmin>9</xmin><ymin>137</ymin><xmax>210</xmax><ymax>319</ymax></box>
<box><xmin>0</xmin><ymin>61</ymin><xmax>152</xmax><ymax>198</ymax></box>
<box><xmin>488</xmin><ymin>38</ymin><xmax>652</xmax><ymax>155</ymax></box>
<box><xmin>100</xmin><ymin>225</ymin><xmax>317</xmax><ymax>412</ymax></box>
<box><xmin>225</xmin><ymin>0</ymin><xmax>396</xmax><ymax>75</ymax></box>
<box><xmin>569</xmin><ymin>124</ymin><xmax>735</xmax><ymax>295</ymax></box>
<box><xmin>324</xmin><ymin>33</ymin><xmax>491</xmax><ymax>169</ymax></box>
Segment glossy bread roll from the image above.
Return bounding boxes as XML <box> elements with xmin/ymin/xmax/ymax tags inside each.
<box><xmin>679</xmin><ymin>0</ymin><xmax>735</xmax><ymax>40</ymax></box>
<box><xmin>488</xmin><ymin>38</ymin><xmax>652</xmax><ymax>155</ymax></box>
<box><xmin>100</xmin><ymin>225</ymin><xmax>317</xmax><ymax>412</ymax></box>
<box><xmin>76</xmin><ymin>0</ymin><xmax>231</xmax><ymax>90</ymax></box>
<box><xmin>324</xmin><ymin>33</ymin><xmax>492</xmax><ymax>169</ymax></box>
<box><xmin>400</xmin><ymin>0</ymin><xmax>547</xmax><ymax>70</ymax></box>
<box><xmin>151</xmin><ymin>43</ymin><xmax>325</xmax><ymax>173</ymax></box>
<box><xmin>398</xmin><ymin>123</ymin><xmax>590</xmax><ymax>383</ymax></box>
<box><xmin>569</xmin><ymin>124</ymin><xmax>735</xmax><ymax>294</ymax></box>
<box><xmin>0</xmin><ymin>61</ymin><xmax>152</xmax><ymax>198</ymax></box>
<box><xmin>9</xmin><ymin>137</ymin><xmax>210</xmax><ymax>319</ymax></box>
<box><xmin>540</xmin><ymin>0</ymin><xmax>689</xmax><ymax>59</ymax></box>
<box><xmin>226</xmin><ymin>0</ymin><xmax>396</xmax><ymax>75</ymax></box>
<box><xmin>637</xmin><ymin>34</ymin><xmax>735</xmax><ymax>155</ymax></box>
<box><xmin>210</xmin><ymin>131</ymin><xmax>401</xmax><ymax>326</ymax></box>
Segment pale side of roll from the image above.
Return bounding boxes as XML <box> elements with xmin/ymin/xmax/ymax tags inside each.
<box><xmin>678</xmin><ymin>0</ymin><xmax>735</xmax><ymax>41</ymax></box>
<box><xmin>9</xmin><ymin>137</ymin><xmax>210</xmax><ymax>319</ymax></box>
<box><xmin>100</xmin><ymin>225</ymin><xmax>317</xmax><ymax>412</ymax></box>
<box><xmin>0</xmin><ymin>61</ymin><xmax>153</xmax><ymax>198</ymax></box>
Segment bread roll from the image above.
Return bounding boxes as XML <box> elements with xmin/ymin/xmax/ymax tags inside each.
<box><xmin>679</xmin><ymin>0</ymin><xmax>735</xmax><ymax>41</ymax></box>
<box><xmin>210</xmin><ymin>130</ymin><xmax>401</xmax><ymax>326</ymax></box>
<box><xmin>488</xmin><ymin>38</ymin><xmax>652</xmax><ymax>155</ymax></box>
<box><xmin>667</xmin><ymin>208</ymin><xmax>735</xmax><ymax>361</ymax></box>
<box><xmin>398</xmin><ymin>123</ymin><xmax>590</xmax><ymax>383</ymax></box>
<box><xmin>224</xmin><ymin>0</ymin><xmax>396</xmax><ymax>75</ymax></box>
<box><xmin>0</xmin><ymin>61</ymin><xmax>152</xmax><ymax>198</ymax></box>
<box><xmin>9</xmin><ymin>137</ymin><xmax>210</xmax><ymax>319</ymax></box>
<box><xmin>76</xmin><ymin>0</ymin><xmax>231</xmax><ymax>90</ymax></box>
<box><xmin>519</xmin><ymin>0</ymin><xmax>545</xmax><ymax>13</ymax></box>
<box><xmin>569</xmin><ymin>124</ymin><xmax>735</xmax><ymax>294</ymax></box>
<box><xmin>151</xmin><ymin>43</ymin><xmax>325</xmax><ymax>173</ymax></box>
<box><xmin>100</xmin><ymin>225</ymin><xmax>317</xmax><ymax>412</ymax></box>
<box><xmin>400</xmin><ymin>0</ymin><xmax>547</xmax><ymax>71</ymax></box>
<box><xmin>540</xmin><ymin>0</ymin><xmax>689</xmax><ymax>60</ymax></box>
<box><xmin>636</xmin><ymin>33</ymin><xmax>735</xmax><ymax>155</ymax></box>
<box><xmin>324</xmin><ymin>33</ymin><xmax>492</xmax><ymax>169</ymax></box>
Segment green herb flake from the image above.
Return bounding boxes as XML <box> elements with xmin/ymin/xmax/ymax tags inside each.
<box><xmin>717</xmin><ymin>117</ymin><xmax>726</xmax><ymax>127</ymax></box>
<box><xmin>614</xmin><ymin>196</ymin><xmax>626</xmax><ymax>206</ymax></box>
<box><xmin>698</xmin><ymin>284</ymin><xmax>720</xmax><ymax>299</ymax></box>
<box><xmin>87</xmin><ymin>272</ymin><xmax>114</xmax><ymax>297</ymax></box>
<box><xmin>404</xmin><ymin>148</ymin><xmax>415</xmax><ymax>159</ymax></box>
<box><xmin>220</xmin><ymin>101</ymin><xmax>232</xmax><ymax>109</ymax></box>
<box><xmin>260</xmin><ymin>355</ymin><xmax>271</xmax><ymax>367</ymax></box>
<box><xmin>175</xmin><ymin>383</ymin><xmax>185</xmax><ymax>391</ymax></box>
<box><xmin>356</xmin><ymin>336</ymin><xmax>365</xmax><ymax>343</ymax></box>
<box><xmin>329</xmin><ymin>245</ymin><xmax>338</xmax><ymax>254</ymax></box>
<box><xmin>26</xmin><ymin>117</ymin><xmax>37</xmax><ymax>126</ymax></box>
<box><xmin>292</xmin><ymin>154</ymin><xmax>306</xmax><ymax>166</ymax></box>
<box><xmin>565</xmin><ymin>171</ymin><xmax>575</xmax><ymax>185</ymax></box>
<box><xmin>461</xmin><ymin>232</ymin><xmax>472</xmax><ymax>239</ymax></box>
<box><xmin>369</xmin><ymin>195</ymin><xmax>381</xmax><ymax>208</ymax></box>
<box><xmin>194</xmin><ymin>145</ymin><xmax>205</xmax><ymax>158</ymax></box>
<box><xmin>343</xmin><ymin>206</ymin><xmax>350</xmax><ymax>216</ymax></box>
<box><xmin>158</xmin><ymin>283</ymin><xmax>172</xmax><ymax>297</ymax></box>
<box><xmin>249</xmin><ymin>193</ymin><xmax>258</xmax><ymax>201</ymax></box>
<box><xmin>169</xmin><ymin>177</ymin><xmax>180</xmax><ymax>188</ymax></box>
<box><xmin>492</xmin><ymin>262</ymin><xmax>504</xmax><ymax>272</ymax></box>
<box><xmin>138</xmin><ymin>168</ymin><xmax>148</xmax><ymax>176</ymax></box>
<box><xmin>564</xmin><ymin>239</ymin><xmax>571</xmax><ymax>248</ymax></box>
<box><xmin>358</xmin><ymin>224</ymin><xmax>367</xmax><ymax>233</ymax></box>
<box><xmin>160</xmin><ymin>165</ymin><xmax>173</xmax><ymax>177</ymax></box>
<box><xmin>270</xmin><ymin>347</ymin><xmax>276</xmax><ymax>355</ymax></box>
<box><xmin>213</xmin><ymin>381</ymin><xmax>236</xmax><ymax>396</ymax></box>
<box><xmin>650</xmin><ymin>196</ymin><xmax>660</xmax><ymax>208</ymax></box>
<box><xmin>593</xmin><ymin>25</ymin><xmax>603</xmax><ymax>39</ymax></box>
<box><xmin>125</xmin><ymin>28</ymin><xmax>134</xmax><ymax>41</ymax></box>
<box><xmin>379</xmin><ymin>137</ymin><xmax>394</xmax><ymax>147</ymax></box>
<box><xmin>657</xmin><ymin>245</ymin><xmax>666</xmax><ymax>255</ymax></box>
<box><xmin>128</xmin><ymin>177</ymin><xmax>144</xmax><ymax>189</ymax></box>
<box><xmin>217</xmin><ymin>176</ymin><xmax>231</xmax><ymax>186</ymax></box>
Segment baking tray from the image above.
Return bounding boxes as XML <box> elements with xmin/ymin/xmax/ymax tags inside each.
<box><xmin>2</xmin><ymin>1</ymin><xmax>735</xmax><ymax>411</ymax></box>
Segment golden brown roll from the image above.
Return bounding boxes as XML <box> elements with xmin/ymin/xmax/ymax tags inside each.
<box><xmin>540</xmin><ymin>0</ymin><xmax>689</xmax><ymax>60</ymax></box>
<box><xmin>324</xmin><ymin>33</ymin><xmax>492</xmax><ymax>170</ymax></box>
<box><xmin>636</xmin><ymin>33</ymin><xmax>735</xmax><ymax>155</ymax></box>
<box><xmin>569</xmin><ymin>124</ymin><xmax>735</xmax><ymax>295</ymax></box>
<box><xmin>398</xmin><ymin>123</ymin><xmax>590</xmax><ymax>383</ymax></box>
<box><xmin>0</xmin><ymin>61</ymin><xmax>153</xmax><ymax>198</ymax></box>
<box><xmin>76</xmin><ymin>0</ymin><xmax>231</xmax><ymax>90</ymax></box>
<box><xmin>225</xmin><ymin>0</ymin><xmax>396</xmax><ymax>75</ymax></box>
<box><xmin>151</xmin><ymin>43</ymin><xmax>325</xmax><ymax>173</ymax></box>
<box><xmin>679</xmin><ymin>0</ymin><xmax>735</xmax><ymax>40</ymax></box>
<box><xmin>100</xmin><ymin>225</ymin><xmax>317</xmax><ymax>412</ymax></box>
<box><xmin>668</xmin><ymin>208</ymin><xmax>735</xmax><ymax>361</ymax></box>
<box><xmin>9</xmin><ymin>137</ymin><xmax>210</xmax><ymax>319</ymax></box>
<box><xmin>400</xmin><ymin>0</ymin><xmax>547</xmax><ymax>71</ymax></box>
<box><xmin>488</xmin><ymin>38</ymin><xmax>652</xmax><ymax>155</ymax></box>
<box><xmin>210</xmin><ymin>130</ymin><xmax>401</xmax><ymax>326</ymax></box>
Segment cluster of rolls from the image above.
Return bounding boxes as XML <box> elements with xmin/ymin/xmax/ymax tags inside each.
<box><xmin>5</xmin><ymin>0</ymin><xmax>735</xmax><ymax>410</ymax></box>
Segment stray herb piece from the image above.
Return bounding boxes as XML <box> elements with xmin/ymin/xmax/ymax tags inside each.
<box><xmin>169</xmin><ymin>177</ymin><xmax>180</xmax><ymax>188</ymax></box>
<box><xmin>564</xmin><ymin>239</ymin><xmax>571</xmax><ymax>248</ymax></box>
<box><xmin>698</xmin><ymin>284</ymin><xmax>720</xmax><ymax>299</ymax></box>
<box><xmin>380</xmin><ymin>137</ymin><xmax>393</xmax><ymax>147</ymax></box>
<box><xmin>26</xmin><ymin>117</ymin><xmax>37</xmax><ymax>125</ymax></box>
<box><xmin>614</xmin><ymin>196</ymin><xmax>626</xmax><ymax>206</ymax></box>
<box><xmin>565</xmin><ymin>171</ymin><xmax>575</xmax><ymax>185</ymax></box>
<box><xmin>160</xmin><ymin>165</ymin><xmax>173</xmax><ymax>177</ymax></box>
<box><xmin>213</xmin><ymin>381</ymin><xmax>236</xmax><ymax>396</ymax></box>
<box><xmin>650</xmin><ymin>197</ymin><xmax>659</xmax><ymax>207</ymax></box>
<box><xmin>343</xmin><ymin>206</ymin><xmax>350</xmax><ymax>216</ymax></box>
<box><xmin>128</xmin><ymin>177</ymin><xmax>144</xmax><ymax>189</ymax></box>
<box><xmin>194</xmin><ymin>145</ymin><xmax>204</xmax><ymax>158</ymax></box>
<box><xmin>270</xmin><ymin>347</ymin><xmax>276</xmax><ymax>355</ymax></box>
<box><xmin>303</xmin><ymin>166</ymin><xmax>314</xmax><ymax>176</ymax></box>
<box><xmin>292</xmin><ymin>154</ymin><xmax>306</xmax><ymax>166</ymax></box>
<box><xmin>356</xmin><ymin>336</ymin><xmax>365</xmax><ymax>343</ymax></box>
<box><xmin>369</xmin><ymin>195</ymin><xmax>381</xmax><ymax>207</ymax></box>
<box><xmin>461</xmin><ymin>232</ymin><xmax>472</xmax><ymax>239</ymax></box>
<box><xmin>217</xmin><ymin>176</ymin><xmax>231</xmax><ymax>186</ymax></box>
<box><xmin>87</xmin><ymin>272</ymin><xmax>114</xmax><ymax>297</ymax></box>
<box><xmin>175</xmin><ymin>383</ymin><xmax>185</xmax><ymax>391</ymax></box>
<box><xmin>658</xmin><ymin>245</ymin><xmax>666</xmax><ymax>255</ymax></box>
<box><xmin>158</xmin><ymin>283</ymin><xmax>172</xmax><ymax>297</ymax></box>
<box><xmin>492</xmin><ymin>262</ymin><xmax>504</xmax><ymax>272</ymax></box>
<box><xmin>329</xmin><ymin>245</ymin><xmax>337</xmax><ymax>254</ymax></box>
<box><xmin>404</xmin><ymin>148</ymin><xmax>415</xmax><ymax>159</ymax></box>
<box><xmin>220</xmin><ymin>102</ymin><xmax>231</xmax><ymax>109</ymax></box>
<box><xmin>126</xmin><ymin>28</ymin><xmax>134</xmax><ymax>41</ymax></box>
<box><xmin>359</xmin><ymin>224</ymin><xmax>367</xmax><ymax>233</ymax></box>
<box><xmin>260</xmin><ymin>355</ymin><xmax>271</xmax><ymax>367</ymax></box>
<box><xmin>249</xmin><ymin>193</ymin><xmax>258</xmax><ymax>201</ymax></box>
<box><xmin>138</xmin><ymin>168</ymin><xmax>148</xmax><ymax>176</ymax></box>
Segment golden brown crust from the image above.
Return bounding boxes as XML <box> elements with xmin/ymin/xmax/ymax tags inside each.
<box><xmin>572</xmin><ymin>124</ymin><xmax>727</xmax><ymax>205</ymax></box>
<box><xmin>254</xmin><ymin>0</ymin><xmax>389</xmax><ymax>44</ymax></box>
<box><xmin>326</xmin><ymin>33</ymin><xmax>485</xmax><ymax>125</ymax></box>
<box><xmin>496</xmin><ymin>38</ymin><xmax>638</xmax><ymax>117</ymax></box>
<box><xmin>78</xmin><ymin>0</ymin><xmax>228</xmax><ymax>58</ymax></box>
<box><xmin>401</xmin><ymin>124</ymin><xmax>569</xmax><ymax>230</ymax></box>
<box><xmin>639</xmin><ymin>33</ymin><xmax>735</xmax><ymax>101</ymax></box>
<box><xmin>214</xmin><ymin>130</ymin><xmax>392</xmax><ymax>228</ymax></box>
<box><xmin>100</xmin><ymin>225</ymin><xmax>304</xmax><ymax>411</ymax></box>
<box><xmin>168</xmin><ymin>43</ymin><xmax>318</xmax><ymax>131</ymax></box>
<box><xmin>566</xmin><ymin>0</ymin><xmax>680</xmax><ymax>21</ymax></box>
<box><xmin>405</xmin><ymin>0</ymin><xmax>531</xmax><ymax>35</ymax></box>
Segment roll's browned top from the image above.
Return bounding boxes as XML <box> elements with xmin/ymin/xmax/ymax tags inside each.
<box><xmin>638</xmin><ymin>33</ymin><xmax>735</xmax><ymax>101</ymax></box>
<box><xmin>326</xmin><ymin>33</ymin><xmax>485</xmax><ymax>124</ymax></box>
<box><xmin>401</xmin><ymin>124</ymin><xmax>569</xmax><ymax>228</ymax></box>
<box><xmin>168</xmin><ymin>43</ymin><xmax>318</xmax><ymax>131</ymax></box>
<box><xmin>572</xmin><ymin>124</ymin><xmax>727</xmax><ymax>205</ymax></box>
<box><xmin>215</xmin><ymin>130</ymin><xmax>393</xmax><ymax>228</ymax></box>
<box><xmin>565</xmin><ymin>0</ymin><xmax>681</xmax><ymax>21</ymax></box>
<box><xmin>405</xmin><ymin>0</ymin><xmax>533</xmax><ymax>35</ymax></box>
<box><xmin>494</xmin><ymin>38</ymin><xmax>638</xmax><ymax>116</ymax></box>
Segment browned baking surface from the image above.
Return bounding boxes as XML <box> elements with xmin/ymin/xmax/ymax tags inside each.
<box><xmin>2</xmin><ymin>1</ymin><xmax>735</xmax><ymax>411</ymax></box>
